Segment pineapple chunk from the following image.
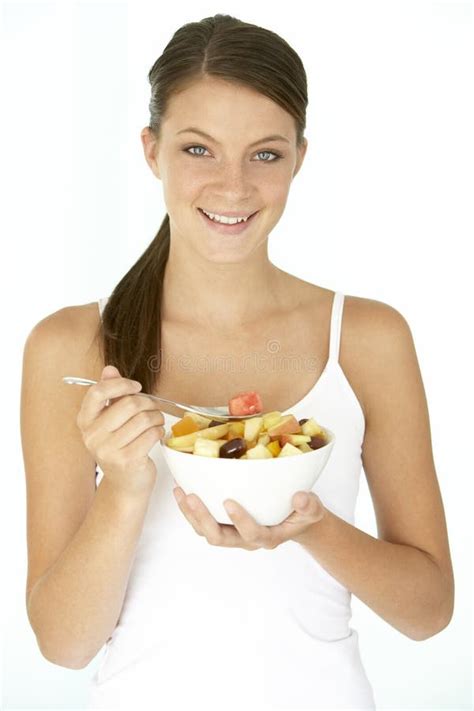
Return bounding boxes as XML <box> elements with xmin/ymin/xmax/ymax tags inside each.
<box><xmin>166</xmin><ymin>422</ymin><xmax>229</xmax><ymax>449</ymax></box>
<box><xmin>246</xmin><ymin>443</ymin><xmax>273</xmax><ymax>459</ymax></box>
<box><xmin>244</xmin><ymin>416</ymin><xmax>263</xmax><ymax>442</ymax></box>
<box><xmin>278</xmin><ymin>442</ymin><xmax>304</xmax><ymax>457</ymax></box>
<box><xmin>193</xmin><ymin>438</ymin><xmax>221</xmax><ymax>458</ymax></box>
<box><xmin>301</xmin><ymin>417</ymin><xmax>325</xmax><ymax>437</ymax></box>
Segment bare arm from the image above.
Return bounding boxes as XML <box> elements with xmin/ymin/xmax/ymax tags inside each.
<box><xmin>293</xmin><ymin>507</ymin><xmax>451</xmax><ymax>641</ymax></box>
<box><xmin>293</xmin><ymin>300</ymin><xmax>454</xmax><ymax>640</ymax></box>
<box><xmin>21</xmin><ymin>306</ymin><xmax>164</xmax><ymax>668</ymax></box>
<box><xmin>27</xmin><ymin>476</ymin><xmax>154</xmax><ymax>668</ymax></box>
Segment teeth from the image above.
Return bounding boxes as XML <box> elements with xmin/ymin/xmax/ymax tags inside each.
<box><xmin>201</xmin><ymin>209</ymin><xmax>250</xmax><ymax>225</ymax></box>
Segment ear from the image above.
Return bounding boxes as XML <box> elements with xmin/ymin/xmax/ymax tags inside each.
<box><xmin>293</xmin><ymin>137</ymin><xmax>308</xmax><ymax>179</ymax></box>
<box><xmin>140</xmin><ymin>126</ymin><xmax>161</xmax><ymax>180</ymax></box>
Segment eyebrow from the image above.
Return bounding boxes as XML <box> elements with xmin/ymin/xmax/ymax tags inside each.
<box><xmin>176</xmin><ymin>127</ymin><xmax>290</xmax><ymax>147</ymax></box>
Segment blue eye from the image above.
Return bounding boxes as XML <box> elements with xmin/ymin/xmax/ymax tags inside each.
<box><xmin>185</xmin><ymin>145</ymin><xmax>209</xmax><ymax>157</ymax></box>
<box><xmin>183</xmin><ymin>145</ymin><xmax>282</xmax><ymax>162</ymax></box>
<box><xmin>255</xmin><ymin>150</ymin><xmax>281</xmax><ymax>162</ymax></box>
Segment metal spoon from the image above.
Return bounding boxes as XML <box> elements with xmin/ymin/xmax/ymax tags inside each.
<box><xmin>62</xmin><ymin>376</ymin><xmax>261</xmax><ymax>420</ymax></box>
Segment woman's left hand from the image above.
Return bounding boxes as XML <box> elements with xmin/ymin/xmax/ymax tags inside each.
<box><xmin>172</xmin><ymin>486</ymin><xmax>326</xmax><ymax>550</ymax></box>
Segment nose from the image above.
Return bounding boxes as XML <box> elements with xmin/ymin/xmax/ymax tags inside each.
<box><xmin>213</xmin><ymin>161</ymin><xmax>254</xmax><ymax>202</ymax></box>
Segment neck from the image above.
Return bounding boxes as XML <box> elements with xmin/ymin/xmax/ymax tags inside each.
<box><xmin>160</xmin><ymin>239</ymin><xmax>288</xmax><ymax>333</ymax></box>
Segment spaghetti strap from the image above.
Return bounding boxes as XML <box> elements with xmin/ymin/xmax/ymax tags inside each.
<box><xmin>328</xmin><ymin>291</ymin><xmax>345</xmax><ymax>364</ymax></box>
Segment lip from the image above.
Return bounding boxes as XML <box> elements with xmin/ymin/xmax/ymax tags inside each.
<box><xmin>197</xmin><ymin>207</ymin><xmax>259</xmax><ymax>236</ymax></box>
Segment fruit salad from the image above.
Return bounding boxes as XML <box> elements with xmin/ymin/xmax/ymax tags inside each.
<box><xmin>163</xmin><ymin>390</ymin><xmax>328</xmax><ymax>459</ymax></box>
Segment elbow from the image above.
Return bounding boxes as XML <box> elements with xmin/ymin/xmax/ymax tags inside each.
<box><xmin>408</xmin><ymin>600</ymin><xmax>454</xmax><ymax>642</ymax></box>
<box><xmin>38</xmin><ymin>640</ymin><xmax>92</xmax><ymax>669</ymax></box>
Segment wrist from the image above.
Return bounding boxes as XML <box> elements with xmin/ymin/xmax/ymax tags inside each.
<box><xmin>291</xmin><ymin>505</ymin><xmax>331</xmax><ymax>546</ymax></box>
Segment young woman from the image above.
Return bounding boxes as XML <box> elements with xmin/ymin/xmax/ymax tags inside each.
<box><xmin>21</xmin><ymin>13</ymin><xmax>454</xmax><ymax>710</ymax></box>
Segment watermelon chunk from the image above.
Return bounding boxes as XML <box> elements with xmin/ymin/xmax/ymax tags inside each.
<box><xmin>228</xmin><ymin>390</ymin><xmax>263</xmax><ymax>416</ymax></box>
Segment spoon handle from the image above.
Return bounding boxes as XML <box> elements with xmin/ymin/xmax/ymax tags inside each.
<box><xmin>62</xmin><ymin>376</ymin><xmax>205</xmax><ymax>415</ymax></box>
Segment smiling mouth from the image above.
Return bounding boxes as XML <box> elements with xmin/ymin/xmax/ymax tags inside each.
<box><xmin>198</xmin><ymin>207</ymin><xmax>259</xmax><ymax>222</ymax></box>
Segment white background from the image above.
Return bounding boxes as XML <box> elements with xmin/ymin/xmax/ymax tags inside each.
<box><xmin>1</xmin><ymin>0</ymin><xmax>472</xmax><ymax>708</ymax></box>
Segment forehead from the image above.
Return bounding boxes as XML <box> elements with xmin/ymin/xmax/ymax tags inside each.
<box><xmin>162</xmin><ymin>76</ymin><xmax>296</xmax><ymax>139</ymax></box>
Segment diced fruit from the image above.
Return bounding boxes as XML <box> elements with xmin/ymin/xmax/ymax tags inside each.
<box><xmin>163</xmin><ymin>392</ymin><xmax>329</xmax><ymax>461</ymax></box>
<box><xmin>266</xmin><ymin>440</ymin><xmax>281</xmax><ymax>457</ymax></box>
<box><xmin>280</xmin><ymin>433</ymin><xmax>312</xmax><ymax>447</ymax></box>
<box><xmin>278</xmin><ymin>442</ymin><xmax>304</xmax><ymax>457</ymax></box>
<box><xmin>183</xmin><ymin>411</ymin><xmax>213</xmax><ymax>429</ymax></box>
<box><xmin>171</xmin><ymin>415</ymin><xmax>200</xmax><ymax>437</ymax></box>
<box><xmin>219</xmin><ymin>437</ymin><xmax>247</xmax><ymax>459</ymax></box>
<box><xmin>228</xmin><ymin>420</ymin><xmax>245</xmax><ymax>437</ymax></box>
<box><xmin>228</xmin><ymin>391</ymin><xmax>263</xmax><ymax>416</ymax></box>
<box><xmin>244</xmin><ymin>416</ymin><xmax>263</xmax><ymax>442</ymax></box>
<box><xmin>309</xmin><ymin>434</ymin><xmax>327</xmax><ymax>450</ymax></box>
<box><xmin>262</xmin><ymin>411</ymin><xmax>283</xmax><ymax>430</ymax></box>
<box><xmin>166</xmin><ymin>422</ymin><xmax>230</xmax><ymax>449</ymax></box>
<box><xmin>194</xmin><ymin>438</ymin><xmax>222</xmax><ymax>457</ymax></box>
<box><xmin>267</xmin><ymin>415</ymin><xmax>301</xmax><ymax>437</ymax></box>
<box><xmin>301</xmin><ymin>417</ymin><xmax>325</xmax><ymax>437</ymax></box>
<box><xmin>246</xmin><ymin>443</ymin><xmax>273</xmax><ymax>459</ymax></box>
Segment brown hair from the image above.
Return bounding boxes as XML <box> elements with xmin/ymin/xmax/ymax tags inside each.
<box><xmin>94</xmin><ymin>13</ymin><xmax>308</xmax><ymax>394</ymax></box>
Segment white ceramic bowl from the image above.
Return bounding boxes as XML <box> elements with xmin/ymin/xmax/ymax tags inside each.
<box><xmin>159</xmin><ymin>426</ymin><xmax>335</xmax><ymax>526</ymax></box>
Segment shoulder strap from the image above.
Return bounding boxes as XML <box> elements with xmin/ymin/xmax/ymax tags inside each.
<box><xmin>328</xmin><ymin>291</ymin><xmax>345</xmax><ymax>364</ymax></box>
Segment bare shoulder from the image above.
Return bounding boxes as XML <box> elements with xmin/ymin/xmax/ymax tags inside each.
<box><xmin>26</xmin><ymin>301</ymin><xmax>104</xmax><ymax>378</ymax></box>
<box><xmin>342</xmin><ymin>294</ymin><xmax>454</xmax><ymax>608</ymax></box>
<box><xmin>338</xmin><ymin>294</ymin><xmax>413</xmax><ymax>421</ymax></box>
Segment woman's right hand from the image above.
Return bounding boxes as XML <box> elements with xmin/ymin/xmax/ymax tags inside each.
<box><xmin>76</xmin><ymin>365</ymin><xmax>165</xmax><ymax>496</ymax></box>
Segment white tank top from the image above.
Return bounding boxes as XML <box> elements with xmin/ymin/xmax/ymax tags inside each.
<box><xmin>88</xmin><ymin>291</ymin><xmax>376</xmax><ymax>710</ymax></box>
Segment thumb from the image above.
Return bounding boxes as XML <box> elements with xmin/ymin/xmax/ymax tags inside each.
<box><xmin>292</xmin><ymin>491</ymin><xmax>325</xmax><ymax>521</ymax></box>
<box><xmin>101</xmin><ymin>364</ymin><xmax>121</xmax><ymax>381</ymax></box>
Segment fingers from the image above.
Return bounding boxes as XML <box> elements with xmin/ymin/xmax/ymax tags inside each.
<box><xmin>173</xmin><ymin>488</ymin><xmax>273</xmax><ymax>550</ymax></box>
<box><xmin>100</xmin><ymin>393</ymin><xmax>163</xmax><ymax>434</ymax></box>
<box><xmin>77</xmin><ymin>365</ymin><xmax>142</xmax><ymax>429</ymax></box>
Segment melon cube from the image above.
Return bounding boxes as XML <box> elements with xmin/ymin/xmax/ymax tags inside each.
<box><xmin>267</xmin><ymin>415</ymin><xmax>301</xmax><ymax>437</ymax></box>
<box><xmin>244</xmin><ymin>416</ymin><xmax>263</xmax><ymax>442</ymax></box>
<box><xmin>262</xmin><ymin>410</ymin><xmax>283</xmax><ymax>431</ymax></box>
